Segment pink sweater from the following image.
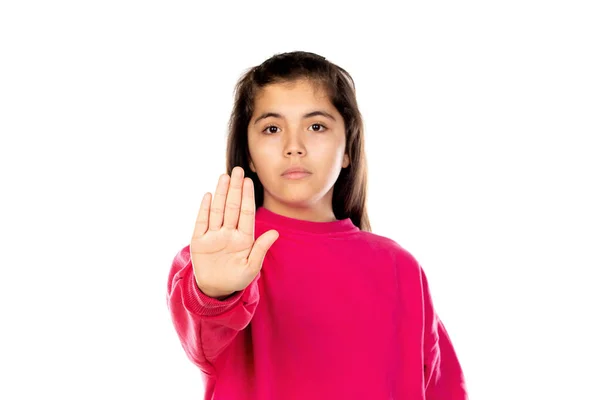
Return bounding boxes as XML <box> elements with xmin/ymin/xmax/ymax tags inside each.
<box><xmin>166</xmin><ymin>206</ymin><xmax>468</xmax><ymax>399</ymax></box>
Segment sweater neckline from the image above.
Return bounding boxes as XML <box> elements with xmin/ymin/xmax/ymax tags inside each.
<box><xmin>255</xmin><ymin>206</ymin><xmax>359</xmax><ymax>234</ymax></box>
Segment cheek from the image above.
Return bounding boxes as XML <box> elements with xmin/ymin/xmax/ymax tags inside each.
<box><xmin>252</xmin><ymin>146</ymin><xmax>276</xmax><ymax>170</ymax></box>
<box><xmin>248</xmin><ymin>138</ymin><xmax>269</xmax><ymax>164</ymax></box>
<box><xmin>314</xmin><ymin>141</ymin><xmax>345</xmax><ymax>164</ymax></box>
<box><xmin>250</xmin><ymin>147</ymin><xmax>278</xmax><ymax>181</ymax></box>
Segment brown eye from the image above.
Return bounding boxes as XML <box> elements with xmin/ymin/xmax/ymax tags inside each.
<box><xmin>309</xmin><ymin>123</ymin><xmax>327</xmax><ymax>132</ymax></box>
<box><xmin>263</xmin><ymin>125</ymin><xmax>280</xmax><ymax>134</ymax></box>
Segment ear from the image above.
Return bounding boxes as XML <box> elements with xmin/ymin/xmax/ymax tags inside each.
<box><xmin>342</xmin><ymin>153</ymin><xmax>350</xmax><ymax>168</ymax></box>
<box><xmin>249</xmin><ymin>160</ymin><xmax>256</xmax><ymax>173</ymax></box>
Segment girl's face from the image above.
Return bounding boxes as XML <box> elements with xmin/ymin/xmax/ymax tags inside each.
<box><xmin>247</xmin><ymin>79</ymin><xmax>350</xmax><ymax>222</ymax></box>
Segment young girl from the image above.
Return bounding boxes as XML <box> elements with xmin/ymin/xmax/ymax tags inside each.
<box><xmin>166</xmin><ymin>51</ymin><xmax>468</xmax><ymax>399</ymax></box>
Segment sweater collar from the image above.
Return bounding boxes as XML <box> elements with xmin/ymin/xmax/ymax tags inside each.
<box><xmin>256</xmin><ymin>206</ymin><xmax>359</xmax><ymax>235</ymax></box>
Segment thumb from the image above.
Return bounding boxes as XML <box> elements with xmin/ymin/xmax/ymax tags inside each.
<box><xmin>247</xmin><ymin>229</ymin><xmax>279</xmax><ymax>273</ymax></box>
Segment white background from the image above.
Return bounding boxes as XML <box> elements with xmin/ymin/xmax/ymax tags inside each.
<box><xmin>1</xmin><ymin>1</ymin><xmax>598</xmax><ymax>399</ymax></box>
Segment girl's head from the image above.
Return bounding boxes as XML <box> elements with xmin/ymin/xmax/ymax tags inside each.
<box><xmin>226</xmin><ymin>51</ymin><xmax>371</xmax><ymax>232</ymax></box>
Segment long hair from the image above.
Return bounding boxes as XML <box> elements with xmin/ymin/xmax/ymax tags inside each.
<box><xmin>225</xmin><ymin>51</ymin><xmax>371</xmax><ymax>232</ymax></box>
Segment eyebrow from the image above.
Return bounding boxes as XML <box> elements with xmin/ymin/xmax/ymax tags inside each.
<box><xmin>253</xmin><ymin>110</ymin><xmax>337</xmax><ymax>125</ymax></box>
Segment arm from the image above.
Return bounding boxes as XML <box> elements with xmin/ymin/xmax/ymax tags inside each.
<box><xmin>420</xmin><ymin>266</ymin><xmax>469</xmax><ymax>399</ymax></box>
<box><xmin>166</xmin><ymin>245</ymin><xmax>260</xmax><ymax>375</ymax></box>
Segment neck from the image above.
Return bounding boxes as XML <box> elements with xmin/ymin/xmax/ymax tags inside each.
<box><xmin>261</xmin><ymin>199</ymin><xmax>337</xmax><ymax>223</ymax></box>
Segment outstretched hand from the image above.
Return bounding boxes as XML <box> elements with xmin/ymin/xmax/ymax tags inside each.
<box><xmin>190</xmin><ymin>166</ymin><xmax>279</xmax><ymax>299</ymax></box>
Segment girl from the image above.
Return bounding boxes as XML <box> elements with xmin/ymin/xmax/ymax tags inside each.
<box><xmin>166</xmin><ymin>51</ymin><xmax>468</xmax><ymax>399</ymax></box>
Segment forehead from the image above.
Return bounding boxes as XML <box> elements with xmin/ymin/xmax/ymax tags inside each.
<box><xmin>254</xmin><ymin>79</ymin><xmax>332</xmax><ymax>108</ymax></box>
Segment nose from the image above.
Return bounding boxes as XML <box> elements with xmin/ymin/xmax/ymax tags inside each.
<box><xmin>286</xmin><ymin>149</ymin><xmax>304</xmax><ymax>156</ymax></box>
<box><xmin>283</xmin><ymin>129</ymin><xmax>306</xmax><ymax>157</ymax></box>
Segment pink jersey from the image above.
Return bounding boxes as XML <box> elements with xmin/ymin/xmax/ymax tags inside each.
<box><xmin>166</xmin><ymin>206</ymin><xmax>468</xmax><ymax>399</ymax></box>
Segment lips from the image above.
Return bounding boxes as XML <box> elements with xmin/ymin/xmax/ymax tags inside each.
<box><xmin>282</xmin><ymin>166</ymin><xmax>311</xmax><ymax>176</ymax></box>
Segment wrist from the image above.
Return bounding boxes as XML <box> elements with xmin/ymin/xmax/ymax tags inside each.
<box><xmin>196</xmin><ymin>281</ymin><xmax>234</xmax><ymax>300</ymax></box>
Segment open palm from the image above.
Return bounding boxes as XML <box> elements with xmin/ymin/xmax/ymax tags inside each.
<box><xmin>190</xmin><ymin>166</ymin><xmax>279</xmax><ymax>299</ymax></box>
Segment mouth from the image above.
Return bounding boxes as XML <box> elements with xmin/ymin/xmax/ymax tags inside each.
<box><xmin>282</xmin><ymin>171</ymin><xmax>312</xmax><ymax>180</ymax></box>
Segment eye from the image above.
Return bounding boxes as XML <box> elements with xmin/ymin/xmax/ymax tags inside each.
<box><xmin>262</xmin><ymin>125</ymin><xmax>280</xmax><ymax>134</ymax></box>
<box><xmin>309</xmin><ymin>123</ymin><xmax>327</xmax><ymax>132</ymax></box>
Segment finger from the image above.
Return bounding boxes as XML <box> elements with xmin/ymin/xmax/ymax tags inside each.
<box><xmin>209</xmin><ymin>173</ymin><xmax>230</xmax><ymax>231</ymax></box>
<box><xmin>223</xmin><ymin>166</ymin><xmax>244</xmax><ymax>230</ymax></box>
<box><xmin>192</xmin><ymin>192</ymin><xmax>212</xmax><ymax>238</ymax></box>
<box><xmin>247</xmin><ymin>229</ymin><xmax>279</xmax><ymax>273</ymax></box>
<box><xmin>237</xmin><ymin>177</ymin><xmax>256</xmax><ymax>236</ymax></box>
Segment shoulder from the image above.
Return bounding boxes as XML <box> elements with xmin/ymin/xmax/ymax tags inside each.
<box><xmin>356</xmin><ymin>230</ymin><xmax>422</xmax><ymax>274</ymax></box>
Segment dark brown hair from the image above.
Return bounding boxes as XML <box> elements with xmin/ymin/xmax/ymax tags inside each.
<box><xmin>225</xmin><ymin>51</ymin><xmax>371</xmax><ymax>232</ymax></box>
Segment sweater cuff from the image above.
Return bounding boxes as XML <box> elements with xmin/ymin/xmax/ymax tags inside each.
<box><xmin>183</xmin><ymin>268</ymin><xmax>245</xmax><ymax>317</ymax></box>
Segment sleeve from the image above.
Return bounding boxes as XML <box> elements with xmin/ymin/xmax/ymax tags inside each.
<box><xmin>420</xmin><ymin>266</ymin><xmax>469</xmax><ymax>400</ymax></box>
<box><xmin>165</xmin><ymin>244</ymin><xmax>260</xmax><ymax>376</ymax></box>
